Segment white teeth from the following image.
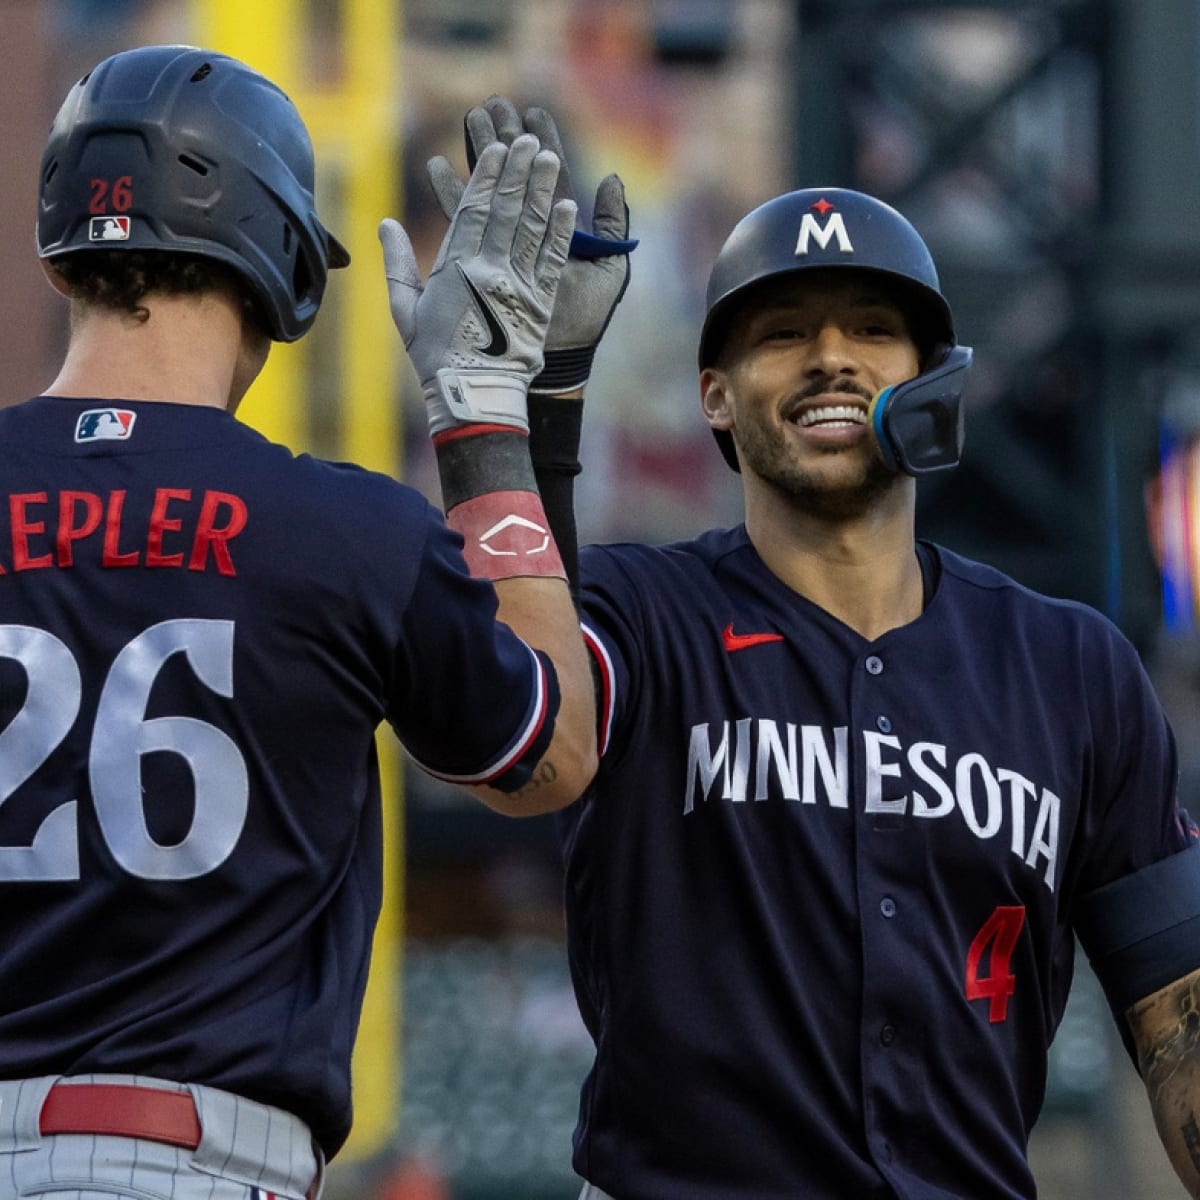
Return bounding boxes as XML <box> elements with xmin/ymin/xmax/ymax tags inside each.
<box><xmin>798</xmin><ymin>405</ymin><xmax>866</xmax><ymax>427</ymax></box>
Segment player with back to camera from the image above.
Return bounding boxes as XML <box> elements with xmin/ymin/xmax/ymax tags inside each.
<box><xmin>0</xmin><ymin>46</ymin><xmax>598</xmax><ymax>1200</ymax></box>
<box><xmin>431</xmin><ymin>98</ymin><xmax>1200</xmax><ymax>1199</ymax></box>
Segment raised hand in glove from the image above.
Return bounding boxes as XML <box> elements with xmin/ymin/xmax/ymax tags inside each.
<box><xmin>426</xmin><ymin>95</ymin><xmax>636</xmax><ymax>395</ymax></box>
<box><xmin>379</xmin><ymin>133</ymin><xmax>576</xmax><ymax>436</ymax></box>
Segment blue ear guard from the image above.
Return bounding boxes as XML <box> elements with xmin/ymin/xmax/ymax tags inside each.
<box><xmin>869</xmin><ymin>344</ymin><xmax>973</xmax><ymax>475</ymax></box>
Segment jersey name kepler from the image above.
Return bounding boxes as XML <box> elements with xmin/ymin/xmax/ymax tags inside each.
<box><xmin>686</xmin><ymin>720</ymin><xmax>1061</xmax><ymax>889</ymax></box>
<box><xmin>0</xmin><ymin>488</ymin><xmax>247</xmax><ymax>576</ymax></box>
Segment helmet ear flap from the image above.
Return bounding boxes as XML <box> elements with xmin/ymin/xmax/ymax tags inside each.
<box><xmin>869</xmin><ymin>344</ymin><xmax>972</xmax><ymax>474</ymax></box>
<box><xmin>714</xmin><ymin>429</ymin><xmax>741</xmax><ymax>473</ymax></box>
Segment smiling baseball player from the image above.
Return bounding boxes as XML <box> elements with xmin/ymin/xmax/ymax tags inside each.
<box><xmin>563</xmin><ymin>185</ymin><xmax>1200</xmax><ymax>1200</ymax></box>
<box><xmin>436</xmin><ymin>95</ymin><xmax>1200</xmax><ymax>1199</ymax></box>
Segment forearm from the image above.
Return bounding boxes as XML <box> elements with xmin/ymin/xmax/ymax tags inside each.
<box><xmin>479</xmin><ymin>576</ymin><xmax>596</xmax><ymax>815</ymax></box>
<box><xmin>380</xmin><ymin>107</ymin><xmax>626</xmax><ymax>817</ymax></box>
<box><xmin>435</xmin><ymin>428</ymin><xmax>595</xmax><ymax>815</ymax></box>
<box><xmin>482</xmin><ymin>389</ymin><xmax>595</xmax><ymax>812</ymax></box>
<box><xmin>1128</xmin><ymin>966</ymin><xmax>1200</xmax><ymax>1196</ymax></box>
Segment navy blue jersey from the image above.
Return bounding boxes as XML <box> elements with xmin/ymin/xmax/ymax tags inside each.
<box><xmin>563</xmin><ymin>524</ymin><xmax>1189</xmax><ymax>1200</ymax></box>
<box><xmin>0</xmin><ymin>397</ymin><xmax>557</xmax><ymax>1157</ymax></box>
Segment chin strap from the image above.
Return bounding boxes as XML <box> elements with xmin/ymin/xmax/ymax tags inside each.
<box><xmin>869</xmin><ymin>344</ymin><xmax>973</xmax><ymax>475</ymax></box>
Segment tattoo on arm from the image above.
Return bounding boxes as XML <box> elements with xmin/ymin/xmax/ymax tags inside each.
<box><xmin>512</xmin><ymin>759</ymin><xmax>559</xmax><ymax>800</ymax></box>
<box><xmin>1131</xmin><ymin>972</ymin><xmax>1200</xmax><ymax>1175</ymax></box>
<box><xmin>1184</xmin><ymin>1117</ymin><xmax>1200</xmax><ymax>1174</ymax></box>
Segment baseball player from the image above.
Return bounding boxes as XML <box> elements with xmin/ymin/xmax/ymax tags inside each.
<box><xmin>443</xmin><ymin>102</ymin><xmax>1200</xmax><ymax>1198</ymax></box>
<box><xmin>0</xmin><ymin>47</ymin><xmax>594</xmax><ymax>1199</ymax></box>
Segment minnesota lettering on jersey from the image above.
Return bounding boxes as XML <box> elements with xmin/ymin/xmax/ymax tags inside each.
<box><xmin>0</xmin><ymin>488</ymin><xmax>247</xmax><ymax>576</ymax></box>
<box><xmin>686</xmin><ymin>720</ymin><xmax>1061</xmax><ymax>889</ymax></box>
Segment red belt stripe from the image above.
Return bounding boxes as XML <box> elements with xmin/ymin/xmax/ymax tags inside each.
<box><xmin>39</xmin><ymin>1083</ymin><xmax>201</xmax><ymax>1150</ymax></box>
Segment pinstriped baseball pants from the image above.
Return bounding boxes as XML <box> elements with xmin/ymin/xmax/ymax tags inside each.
<box><xmin>0</xmin><ymin>1075</ymin><xmax>322</xmax><ymax>1200</ymax></box>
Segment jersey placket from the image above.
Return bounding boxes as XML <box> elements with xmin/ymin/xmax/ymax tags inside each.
<box><xmin>851</xmin><ymin>644</ymin><xmax>915</xmax><ymax>1185</ymax></box>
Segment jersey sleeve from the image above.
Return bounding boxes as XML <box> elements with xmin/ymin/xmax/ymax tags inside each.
<box><xmin>385</xmin><ymin>508</ymin><xmax>558</xmax><ymax>793</ymax></box>
<box><xmin>1072</xmin><ymin>625</ymin><xmax>1200</xmax><ymax>1017</ymax></box>
<box><xmin>579</xmin><ymin>544</ymin><xmax>646</xmax><ymax>762</ymax></box>
<box><xmin>1072</xmin><ymin>630</ymin><xmax>1193</xmax><ymax>895</ymax></box>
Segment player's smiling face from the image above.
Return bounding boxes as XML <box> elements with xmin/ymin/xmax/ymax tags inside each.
<box><xmin>701</xmin><ymin>270</ymin><xmax>922</xmax><ymax>514</ymax></box>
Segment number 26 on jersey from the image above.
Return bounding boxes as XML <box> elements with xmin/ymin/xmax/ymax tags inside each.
<box><xmin>0</xmin><ymin>619</ymin><xmax>247</xmax><ymax>883</ymax></box>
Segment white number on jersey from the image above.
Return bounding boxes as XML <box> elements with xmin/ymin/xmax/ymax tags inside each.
<box><xmin>0</xmin><ymin>619</ymin><xmax>248</xmax><ymax>882</ymax></box>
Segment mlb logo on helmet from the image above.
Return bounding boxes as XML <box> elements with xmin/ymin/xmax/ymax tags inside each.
<box><xmin>75</xmin><ymin>407</ymin><xmax>136</xmax><ymax>443</ymax></box>
<box><xmin>88</xmin><ymin>215</ymin><xmax>131</xmax><ymax>242</ymax></box>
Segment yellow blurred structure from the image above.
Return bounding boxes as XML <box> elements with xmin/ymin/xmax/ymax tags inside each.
<box><xmin>189</xmin><ymin>0</ymin><xmax>404</xmax><ymax>1165</ymax></box>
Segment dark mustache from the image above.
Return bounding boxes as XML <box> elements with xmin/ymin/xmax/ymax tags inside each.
<box><xmin>795</xmin><ymin>378</ymin><xmax>874</xmax><ymax>403</ymax></box>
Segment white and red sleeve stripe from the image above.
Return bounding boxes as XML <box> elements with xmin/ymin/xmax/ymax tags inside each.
<box><xmin>581</xmin><ymin>621</ymin><xmax>615</xmax><ymax>759</ymax></box>
<box><xmin>408</xmin><ymin>640</ymin><xmax>551</xmax><ymax>787</ymax></box>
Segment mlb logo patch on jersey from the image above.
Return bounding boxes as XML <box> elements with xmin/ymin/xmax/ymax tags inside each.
<box><xmin>89</xmin><ymin>215</ymin><xmax>131</xmax><ymax>242</ymax></box>
<box><xmin>75</xmin><ymin>407</ymin><xmax>136</xmax><ymax>443</ymax></box>
<box><xmin>250</xmin><ymin>1190</ymin><xmax>280</xmax><ymax>1200</ymax></box>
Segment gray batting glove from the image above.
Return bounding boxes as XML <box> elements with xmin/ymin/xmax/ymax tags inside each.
<box><xmin>426</xmin><ymin>95</ymin><xmax>635</xmax><ymax>395</ymax></box>
<box><xmin>379</xmin><ymin>134</ymin><xmax>577</xmax><ymax>436</ymax></box>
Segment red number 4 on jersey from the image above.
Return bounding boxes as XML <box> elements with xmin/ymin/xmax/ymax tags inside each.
<box><xmin>965</xmin><ymin>905</ymin><xmax>1027</xmax><ymax>1023</ymax></box>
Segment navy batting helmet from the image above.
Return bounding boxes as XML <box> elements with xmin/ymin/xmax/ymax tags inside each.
<box><xmin>699</xmin><ymin>187</ymin><xmax>971</xmax><ymax>475</ymax></box>
<box><xmin>37</xmin><ymin>45</ymin><xmax>350</xmax><ymax>342</ymax></box>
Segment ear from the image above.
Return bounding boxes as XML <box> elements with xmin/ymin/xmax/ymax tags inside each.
<box><xmin>39</xmin><ymin>259</ymin><xmax>72</xmax><ymax>298</ymax></box>
<box><xmin>700</xmin><ymin>367</ymin><xmax>734</xmax><ymax>433</ymax></box>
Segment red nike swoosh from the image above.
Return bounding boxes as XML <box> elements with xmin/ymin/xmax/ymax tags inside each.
<box><xmin>723</xmin><ymin>623</ymin><xmax>785</xmax><ymax>652</ymax></box>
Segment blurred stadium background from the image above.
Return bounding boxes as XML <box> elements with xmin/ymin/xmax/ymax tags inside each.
<box><xmin>5</xmin><ymin>1</ymin><xmax>1200</xmax><ymax>1196</ymax></box>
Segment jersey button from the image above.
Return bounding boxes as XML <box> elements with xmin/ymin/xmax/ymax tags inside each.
<box><xmin>880</xmin><ymin>897</ymin><xmax>896</xmax><ymax>918</ymax></box>
<box><xmin>865</xmin><ymin>655</ymin><xmax>884</xmax><ymax>675</ymax></box>
<box><xmin>875</xmin><ymin>714</ymin><xmax>892</xmax><ymax>733</ymax></box>
<box><xmin>880</xmin><ymin>1024</ymin><xmax>896</xmax><ymax>1046</ymax></box>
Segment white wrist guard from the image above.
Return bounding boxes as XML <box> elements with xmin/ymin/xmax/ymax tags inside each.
<box><xmin>429</xmin><ymin>369</ymin><xmax>532</xmax><ymax>435</ymax></box>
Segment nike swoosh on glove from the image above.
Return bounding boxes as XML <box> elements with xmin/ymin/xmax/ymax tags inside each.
<box><xmin>380</xmin><ymin>133</ymin><xmax>576</xmax><ymax>436</ymax></box>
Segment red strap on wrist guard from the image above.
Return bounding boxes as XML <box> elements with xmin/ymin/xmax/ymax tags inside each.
<box><xmin>448</xmin><ymin>490</ymin><xmax>566</xmax><ymax>581</ymax></box>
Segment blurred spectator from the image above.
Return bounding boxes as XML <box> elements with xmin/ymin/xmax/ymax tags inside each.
<box><xmin>1144</xmin><ymin>425</ymin><xmax>1200</xmax><ymax>810</ymax></box>
<box><xmin>372</xmin><ymin>1155</ymin><xmax>453</xmax><ymax>1200</ymax></box>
